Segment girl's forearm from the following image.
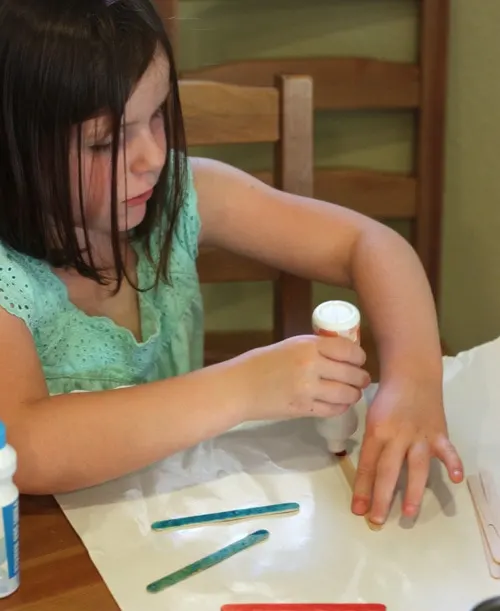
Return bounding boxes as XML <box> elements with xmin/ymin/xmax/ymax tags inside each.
<box><xmin>12</xmin><ymin>361</ymin><xmax>247</xmax><ymax>495</ymax></box>
<box><xmin>351</xmin><ymin>223</ymin><xmax>443</xmax><ymax>384</ymax></box>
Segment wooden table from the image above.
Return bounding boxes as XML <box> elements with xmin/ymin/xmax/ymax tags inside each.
<box><xmin>0</xmin><ymin>495</ymin><xmax>117</xmax><ymax>610</ymax></box>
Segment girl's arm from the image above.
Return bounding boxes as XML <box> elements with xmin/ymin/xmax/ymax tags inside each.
<box><xmin>1</xmin><ymin>307</ymin><xmax>245</xmax><ymax>494</ymax></box>
<box><xmin>194</xmin><ymin>156</ymin><xmax>441</xmax><ymax>380</ymax></box>
<box><xmin>193</xmin><ymin>157</ymin><xmax>463</xmax><ymax>524</ymax></box>
<box><xmin>0</xmin><ymin>304</ymin><xmax>367</xmax><ymax>495</ymax></box>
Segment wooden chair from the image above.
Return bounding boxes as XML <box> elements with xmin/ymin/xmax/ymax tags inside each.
<box><xmin>157</xmin><ymin>0</ymin><xmax>449</xmax><ymax>306</ymax></box>
<box><xmin>178</xmin><ymin>76</ymin><xmax>314</xmax><ymax>365</ymax></box>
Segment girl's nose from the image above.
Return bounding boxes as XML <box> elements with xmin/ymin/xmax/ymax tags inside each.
<box><xmin>130</xmin><ymin>131</ymin><xmax>166</xmax><ymax>177</ymax></box>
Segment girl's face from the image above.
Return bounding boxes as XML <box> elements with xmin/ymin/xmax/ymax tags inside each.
<box><xmin>70</xmin><ymin>52</ymin><xmax>169</xmax><ymax>237</ymax></box>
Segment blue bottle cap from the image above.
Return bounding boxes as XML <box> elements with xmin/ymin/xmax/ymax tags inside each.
<box><xmin>0</xmin><ymin>421</ymin><xmax>6</xmax><ymax>450</ymax></box>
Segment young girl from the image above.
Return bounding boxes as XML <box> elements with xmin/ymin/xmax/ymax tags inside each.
<box><xmin>0</xmin><ymin>0</ymin><xmax>463</xmax><ymax>526</ymax></box>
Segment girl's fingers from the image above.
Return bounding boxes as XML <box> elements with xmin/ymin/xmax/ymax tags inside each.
<box><xmin>351</xmin><ymin>434</ymin><xmax>384</xmax><ymax>518</ymax></box>
<box><xmin>433</xmin><ymin>434</ymin><xmax>464</xmax><ymax>483</ymax></box>
<box><xmin>315</xmin><ymin>378</ymin><xmax>362</xmax><ymax>408</ymax></box>
<box><xmin>317</xmin><ymin>335</ymin><xmax>367</xmax><ymax>366</ymax></box>
<box><xmin>318</xmin><ymin>357</ymin><xmax>371</xmax><ymax>390</ymax></box>
<box><xmin>403</xmin><ymin>440</ymin><xmax>431</xmax><ymax>517</ymax></box>
<box><xmin>367</xmin><ymin>440</ymin><xmax>408</xmax><ymax>525</ymax></box>
<box><xmin>311</xmin><ymin>399</ymin><xmax>353</xmax><ymax>418</ymax></box>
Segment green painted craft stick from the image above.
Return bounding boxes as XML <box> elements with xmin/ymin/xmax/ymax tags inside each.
<box><xmin>151</xmin><ymin>502</ymin><xmax>299</xmax><ymax>531</ymax></box>
<box><xmin>146</xmin><ymin>529</ymin><xmax>270</xmax><ymax>593</ymax></box>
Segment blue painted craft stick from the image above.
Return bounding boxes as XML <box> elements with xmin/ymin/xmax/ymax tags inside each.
<box><xmin>146</xmin><ymin>529</ymin><xmax>270</xmax><ymax>593</ymax></box>
<box><xmin>151</xmin><ymin>502</ymin><xmax>299</xmax><ymax>532</ymax></box>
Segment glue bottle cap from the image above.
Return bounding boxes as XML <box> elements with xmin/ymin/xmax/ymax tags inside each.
<box><xmin>312</xmin><ymin>300</ymin><xmax>360</xmax><ymax>333</ymax></box>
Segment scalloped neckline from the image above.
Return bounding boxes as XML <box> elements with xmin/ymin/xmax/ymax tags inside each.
<box><xmin>38</xmin><ymin>243</ymin><xmax>158</xmax><ymax>348</ymax></box>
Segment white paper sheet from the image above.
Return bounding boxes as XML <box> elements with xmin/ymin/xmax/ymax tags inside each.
<box><xmin>56</xmin><ymin>338</ymin><xmax>500</xmax><ymax>610</ymax></box>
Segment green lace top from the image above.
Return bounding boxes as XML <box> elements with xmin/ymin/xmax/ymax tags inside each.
<box><xmin>0</xmin><ymin>162</ymin><xmax>204</xmax><ymax>395</ymax></box>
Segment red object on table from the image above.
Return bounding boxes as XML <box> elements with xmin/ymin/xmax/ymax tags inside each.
<box><xmin>222</xmin><ymin>605</ymin><xmax>386</xmax><ymax>610</ymax></box>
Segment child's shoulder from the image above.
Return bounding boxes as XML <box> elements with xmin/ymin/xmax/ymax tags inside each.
<box><xmin>152</xmin><ymin>154</ymin><xmax>201</xmax><ymax>264</ymax></box>
<box><xmin>176</xmin><ymin>156</ymin><xmax>201</xmax><ymax>259</ymax></box>
<box><xmin>0</xmin><ymin>240</ymin><xmax>37</xmax><ymax>284</ymax></box>
<box><xmin>0</xmin><ymin>241</ymin><xmax>45</xmax><ymax>331</ymax></box>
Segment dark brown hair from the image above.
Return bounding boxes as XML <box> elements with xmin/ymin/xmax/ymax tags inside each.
<box><xmin>0</xmin><ymin>0</ymin><xmax>187</xmax><ymax>290</ymax></box>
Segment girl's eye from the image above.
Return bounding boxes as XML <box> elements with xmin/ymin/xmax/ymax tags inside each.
<box><xmin>90</xmin><ymin>142</ymin><xmax>112</xmax><ymax>153</ymax></box>
<box><xmin>89</xmin><ymin>130</ymin><xmax>125</xmax><ymax>153</ymax></box>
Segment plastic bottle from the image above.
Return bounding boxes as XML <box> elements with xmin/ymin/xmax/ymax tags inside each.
<box><xmin>0</xmin><ymin>421</ymin><xmax>19</xmax><ymax>598</ymax></box>
<box><xmin>312</xmin><ymin>300</ymin><xmax>362</xmax><ymax>455</ymax></box>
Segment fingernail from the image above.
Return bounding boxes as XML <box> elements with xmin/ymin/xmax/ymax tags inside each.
<box><xmin>369</xmin><ymin>515</ymin><xmax>385</xmax><ymax>525</ymax></box>
<box><xmin>352</xmin><ymin>499</ymin><xmax>368</xmax><ymax>515</ymax></box>
<box><xmin>453</xmin><ymin>469</ymin><xmax>463</xmax><ymax>480</ymax></box>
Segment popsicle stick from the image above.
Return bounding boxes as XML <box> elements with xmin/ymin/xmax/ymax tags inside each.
<box><xmin>468</xmin><ymin>472</ymin><xmax>500</xmax><ymax>564</ymax></box>
<box><xmin>146</xmin><ymin>529</ymin><xmax>269</xmax><ymax>593</ymax></box>
<box><xmin>151</xmin><ymin>502</ymin><xmax>299</xmax><ymax>532</ymax></box>
<box><xmin>477</xmin><ymin>506</ymin><xmax>500</xmax><ymax>579</ymax></box>
<box><xmin>338</xmin><ymin>453</ymin><xmax>382</xmax><ymax>532</ymax></box>
<box><xmin>468</xmin><ymin>478</ymin><xmax>500</xmax><ymax>579</ymax></box>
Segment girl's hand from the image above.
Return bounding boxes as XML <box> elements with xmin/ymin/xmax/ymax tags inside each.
<box><xmin>234</xmin><ymin>335</ymin><xmax>371</xmax><ymax>422</ymax></box>
<box><xmin>351</xmin><ymin>378</ymin><xmax>464</xmax><ymax>525</ymax></box>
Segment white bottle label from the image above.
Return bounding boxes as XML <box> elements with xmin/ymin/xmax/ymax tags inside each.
<box><xmin>0</xmin><ymin>499</ymin><xmax>19</xmax><ymax>597</ymax></box>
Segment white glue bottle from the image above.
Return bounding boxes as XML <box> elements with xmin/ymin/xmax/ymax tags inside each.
<box><xmin>312</xmin><ymin>300</ymin><xmax>363</xmax><ymax>456</ymax></box>
<box><xmin>0</xmin><ymin>421</ymin><xmax>19</xmax><ymax>598</ymax></box>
